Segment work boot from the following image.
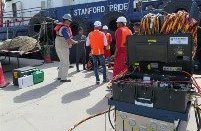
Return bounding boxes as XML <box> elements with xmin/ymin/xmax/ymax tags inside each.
<box><xmin>83</xmin><ymin>64</ymin><xmax>86</xmax><ymax>70</ymax></box>
<box><xmin>69</xmin><ymin>65</ymin><xmax>74</xmax><ymax>68</ymax></box>
<box><xmin>76</xmin><ymin>64</ymin><xmax>80</xmax><ymax>72</ymax></box>
<box><xmin>103</xmin><ymin>79</ymin><xmax>109</xmax><ymax>83</ymax></box>
<box><xmin>96</xmin><ymin>81</ymin><xmax>100</xmax><ymax>85</ymax></box>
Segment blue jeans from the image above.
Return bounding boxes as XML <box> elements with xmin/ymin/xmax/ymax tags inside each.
<box><xmin>92</xmin><ymin>55</ymin><xmax>107</xmax><ymax>81</ymax></box>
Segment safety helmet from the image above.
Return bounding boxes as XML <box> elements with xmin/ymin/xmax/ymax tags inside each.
<box><xmin>62</xmin><ymin>14</ymin><xmax>72</xmax><ymax>22</ymax></box>
<box><xmin>102</xmin><ymin>25</ymin><xmax>109</xmax><ymax>30</ymax></box>
<box><xmin>116</xmin><ymin>16</ymin><xmax>127</xmax><ymax>23</ymax></box>
<box><xmin>94</xmin><ymin>21</ymin><xmax>102</xmax><ymax>27</ymax></box>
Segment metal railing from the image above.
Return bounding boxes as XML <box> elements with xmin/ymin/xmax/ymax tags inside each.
<box><xmin>2</xmin><ymin>6</ymin><xmax>44</xmax><ymax>26</ymax></box>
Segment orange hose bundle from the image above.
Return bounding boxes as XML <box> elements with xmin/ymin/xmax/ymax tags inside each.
<box><xmin>160</xmin><ymin>14</ymin><xmax>171</xmax><ymax>33</ymax></box>
<box><xmin>140</xmin><ymin>13</ymin><xmax>162</xmax><ymax>35</ymax></box>
<box><xmin>139</xmin><ymin>11</ymin><xmax>199</xmax><ymax>58</ymax></box>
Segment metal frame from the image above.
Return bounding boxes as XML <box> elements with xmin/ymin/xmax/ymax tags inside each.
<box><xmin>0</xmin><ymin>50</ymin><xmax>42</xmax><ymax>70</ymax></box>
<box><xmin>108</xmin><ymin>98</ymin><xmax>190</xmax><ymax>123</ymax></box>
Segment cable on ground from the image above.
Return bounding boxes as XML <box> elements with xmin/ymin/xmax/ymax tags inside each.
<box><xmin>68</xmin><ymin>108</ymin><xmax>114</xmax><ymax>131</ymax></box>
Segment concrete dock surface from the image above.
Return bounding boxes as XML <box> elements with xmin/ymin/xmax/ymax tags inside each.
<box><xmin>0</xmin><ymin>58</ymin><xmax>200</xmax><ymax>131</ymax></box>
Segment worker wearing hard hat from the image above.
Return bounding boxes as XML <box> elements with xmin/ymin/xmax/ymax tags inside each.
<box><xmin>86</xmin><ymin>21</ymin><xmax>108</xmax><ymax>84</ymax></box>
<box><xmin>54</xmin><ymin>14</ymin><xmax>78</xmax><ymax>82</ymax></box>
<box><xmin>102</xmin><ymin>25</ymin><xmax>112</xmax><ymax>58</ymax></box>
<box><xmin>113</xmin><ymin>16</ymin><xmax>132</xmax><ymax>78</ymax></box>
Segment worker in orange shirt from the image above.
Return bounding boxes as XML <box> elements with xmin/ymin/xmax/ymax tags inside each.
<box><xmin>113</xmin><ymin>16</ymin><xmax>132</xmax><ymax>78</ymax></box>
<box><xmin>86</xmin><ymin>21</ymin><xmax>108</xmax><ymax>84</ymax></box>
<box><xmin>102</xmin><ymin>25</ymin><xmax>112</xmax><ymax>58</ymax></box>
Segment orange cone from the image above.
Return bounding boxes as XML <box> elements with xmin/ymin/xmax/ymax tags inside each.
<box><xmin>0</xmin><ymin>62</ymin><xmax>9</xmax><ymax>88</ymax></box>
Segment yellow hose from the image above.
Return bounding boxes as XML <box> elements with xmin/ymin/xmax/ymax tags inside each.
<box><xmin>68</xmin><ymin>108</ymin><xmax>114</xmax><ymax>131</ymax></box>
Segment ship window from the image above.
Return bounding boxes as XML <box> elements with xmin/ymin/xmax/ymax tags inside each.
<box><xmin>5</xmin><ymin>0</ymin><xmax>12</xmax><ymax>2</ymax></box>
<box><xmin>12</xmin><ymin>3</ymin><xmax>17</xmax><ymax>18</ymax></box>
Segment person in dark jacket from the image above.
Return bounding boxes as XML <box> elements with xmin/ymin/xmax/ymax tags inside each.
<box><xmin>74</xmin><ymin>27</ymin><xmax>87</xmax><ymax>72</ymax></box>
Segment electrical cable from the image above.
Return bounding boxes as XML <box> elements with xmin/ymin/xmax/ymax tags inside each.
<box><xmin>108</xmin><ymin>105</ymin><xmax>115</xmax><ymax>129</ymax></box>
<box><xmin>107</xmin><ymin>68</ymin><xmax>128</xmax><ymax>89</ymax></box>
<box><xmin>194</xmin><ymin>102</ymin><xmax>200</xmax><ymax>130</ymax></box>
<box><xmin>196</xmin><ymin>107</ymin><xmax>201</xmax><ymax>130</ymax></box>
<box><xmin>193</xmin><ymin>97</ymin><xmax>201</xmax><ymax>131</ymax></box>
<box><xmin>68</xmin><ymin>108</ymin><xmax>114</xmax><ymax>131</ymax></box>
<box><xmin>182</xmin><ymin>71</ymin><xmax>201</xmax><ymax>94</ymax></box>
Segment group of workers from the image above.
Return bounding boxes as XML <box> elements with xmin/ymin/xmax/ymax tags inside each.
<box><xmin>54</xmin><ymin>14</ymin><xmax>132</xmax><ymax>84</ymax></box>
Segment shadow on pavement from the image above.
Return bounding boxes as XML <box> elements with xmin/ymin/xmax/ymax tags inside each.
<box><xmin>86</xmin><ymin>97</ymin><xmax>109</xmax><ymax>115</ymax></box>
<box><xmin>84</xmin><ymin>72</ymin><xmax>94</xmax><ymax>78</ymax></box>
<box><xmin>61</xmin><ymin>83</ymin><xmax>103</xmax><ymax>104</ymax></box>
<box><xmin>0</xmin><ymin>84</ymin><xmax>19</xmax><ymax>91</ymax></box>
<box><xmin>68</xmin><ymin>71</ymin><xmax>78</xmax><ymax>77</ymax></box>
<box><xmin>13</xmin><ymin>80</ymin><xmax>62</xmax><ymax>103</ymax></box>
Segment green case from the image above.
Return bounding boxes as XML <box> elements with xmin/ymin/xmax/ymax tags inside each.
<box><xmin>32</xmin><ymin>70</ymin><xmax>44</xmax><ymax>84</ymax></box>
<box><xmin>13</xmin><ymin>66</ymin><xmax>37</xmax><ymax>86</ymax></box>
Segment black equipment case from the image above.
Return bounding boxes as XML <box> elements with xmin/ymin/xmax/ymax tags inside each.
<box><xmin>112</xmin><ymin>81</ymin><xmax>136</xmax><ymax>104</ymax></box>
<box><xmin>112</xmin><ymin>34</ymin><xmax>193</xmax><ymax>113</ymax></box>
<box><xmin>153</xmin><ymin>87</ymin><xmax>191</xmax><ymax>113</ymax></box>
<box><xmin>13</xmin><ymin>66</ymin><xmax>37</xmax><ymax>86</ymax></box>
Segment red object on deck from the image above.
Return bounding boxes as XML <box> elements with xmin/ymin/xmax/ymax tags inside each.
<box><xmin>0</xmin><ymin>62</ymin><xmax>9</xmax><ymax>88</ymax></box>
<box><xmin>44</xmin><ymin>55</ymin><xmax>52</xmax><ymax>63</ymax></box>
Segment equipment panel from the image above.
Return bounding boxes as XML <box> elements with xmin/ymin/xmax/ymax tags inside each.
<box><xmin>115</xmin><ymin>110</ymin><xmax>175</xmax><ymax>131</ymax></box>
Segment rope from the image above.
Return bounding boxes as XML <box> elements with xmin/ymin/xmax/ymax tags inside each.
<box><xmin>107</xmin><ymin>68</ymin><xmax>128</xmax><ymax>89</ymax></box>
<box><xmin>182</xmin><ymin>71</ymin><xmax>201</xmax><ymax>94</ymax></box>
<box><xmin>68</xmin><ymin>108</ymin><xmax>114</xmax><ymax>131</ymax></box>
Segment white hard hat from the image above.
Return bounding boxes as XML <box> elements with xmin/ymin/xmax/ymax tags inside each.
<box><xmin>116</xmin><ymin>16</ymin><xmax>127</xmax><ymax>23</ymax></box>
<box><xmin>102</xmin><ymin>25</ymin><xmax>108</xmax><ymax>30</ymax></box>
<box><xmin>94</xmin><ymin>21</ymin><xmax>102</xmax><ymax>27</ymax></box>
<box><xmin>62</xmin><ymin>14</ymin><xmax>72</xmax><ymax>22</ymax></box>
<box><xmin>54</xmin><ymin>20</ymin><xmax>59</xmax><ymax>24</ymax></box>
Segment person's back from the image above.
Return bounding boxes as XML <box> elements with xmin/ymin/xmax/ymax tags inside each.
<box><xmin>113</xmin><ymin>16</ymin><xmax>132</xmax><ymax>78</ymax></box>
<box><xmin>88</xmin><ymin>30</ymin><xmax>105</xmax><ymax>55</ymax></box>
<box><xmin>115</xmin><ymin>26</ymin><xmax>132</xmax><ymax>48</ymax></box>
<box><xmin>102</xmin><ymin>25</ymin><xmax>112</xmax><ymax>58</ymax></box>
<box><xmin>86</xmin><ymin>21</ymin><xmax>108</xmax><ymax>84</ymax></box>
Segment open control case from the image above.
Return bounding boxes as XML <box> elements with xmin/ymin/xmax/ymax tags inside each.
<box><xmin>112</xmin><ymin>34</ymin><xmax>193</xmax><ymax>113</ymax></box>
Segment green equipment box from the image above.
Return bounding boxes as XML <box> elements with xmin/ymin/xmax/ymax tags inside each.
<box><xmin>13</xmin><ymin>66</ymin><xmax>37</xmax><ymax>86</ymax></box>
<box><xmin>32</xmin><ymin>70</ymin><xmax>44</xmax><ymax>84</ymax></box>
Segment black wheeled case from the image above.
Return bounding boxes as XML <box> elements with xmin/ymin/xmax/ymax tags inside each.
<box><xmin>112</xmin><ymin>81</ymin><xmax>136</xmax><ymax>104</ymax></box>
<box><xmin>126</xmin><ymin>34</ymin><xmax>192</xmax><ymax>74</ymax></box>
<box><xmin>153</xmin><ymin>87</ymin><xmax>191</xmax><ymax>113</ymax></box>
<box><xmin>135</xmin><ymin>83</ymin><xmax>155</xmax><ymax>104</ymax></box>
<box><xmin>13</xmin><ymin>66</ymin><xmax>37</xmax><ymax>86</ymax></box>
<box><xmin>126</xmin><ymin>34</ymin><xmax>192</xmax><ymax>109</ymax></box>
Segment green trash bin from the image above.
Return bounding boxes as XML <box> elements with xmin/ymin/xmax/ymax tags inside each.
<box><xmin>32</xmin><ymin>70</ymin><xmax>44</xmax><ymax>84</ymax></box>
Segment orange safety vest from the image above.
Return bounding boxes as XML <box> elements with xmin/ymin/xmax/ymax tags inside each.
<box><xmin>89</xmin><ymin>30</ymin><xmax>105</xmax><ymax>55</ymax></box>
<box><xmin>54</xmin><ymin>22</ymin><xmax>72</xmax><ymax>38</ymax></box>
<box><xmin>105</xmin><ymin>32</ymin><xmax>112</xmax><ymax>50</ymax></box>
<box><xmin>115</xmin><ymin>26</ymin><xmax>132</xmax><ymax>47</ymax></box>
